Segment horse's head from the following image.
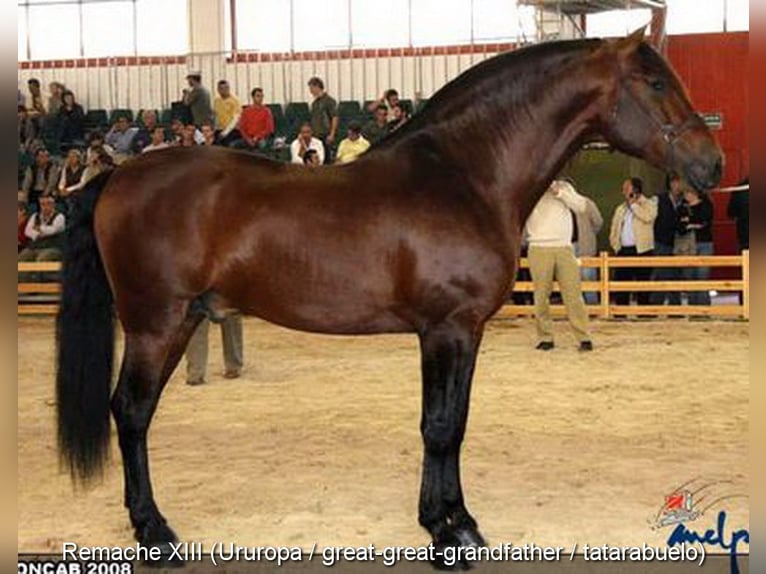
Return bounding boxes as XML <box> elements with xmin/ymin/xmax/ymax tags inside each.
<box><xmin>598</xmin><ymin>27</ymin><xmax>723</xmax><ymax>191</ymax></box>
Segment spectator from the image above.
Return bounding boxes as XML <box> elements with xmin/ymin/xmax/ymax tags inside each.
<box><xmin>185</xmin><ymin>315</ymin><xmax>244</xmax><ymax>386</ymax></box>
<box><xmin>335</xmin><ymin>122</ymin><xmax>370</xmax><ymax>164</ymax></box>
<box><xmin>142</xmin><ymin>125</ymin><xmax>170</xmax><ymax>153</ymax></box>
<box><xmin>57</xmin><ymin>149</ymin><xmax>86</xmax><ymax>198</ymax></box>
<box><xmin>18</xmin><ymin>195</ymin><xmax>66</xmax><ymax>278</ymax></box>
<box><xmin>84</xmin><ymin>146</ymin><xmax>115</xmax><ymax>183</ymax></box>
<box><xmin>303</xmin><ymin>149</ymin><xmax>321</xmax><ymax>167</ymax></box>
<box><xmin>368</xmin><ymin>88</ymin><xmax>403</xmax><ymax>121</ymax></box>
<box><xmin>290</xmin><ymin>123</ymin><xmax>325</xmax><ymax>165</ymax></box>
<box><xmin>214</xmin><ymin>80</ymin><xmax>242</xmax><ymax>145</ymax></box>
<box><xmin>308</xmin><ymin>77</ymin><xmax>338</xmax><ymax>163</ymax></box>
<box><xmin>233</xmin><ymin>88</ymin><xmax>274</xmax><ymax>152</ymax></box>
<box><xmin>524</xmin><ymin>180</ymin><xmax>593</xmax><ymax>351</ymax></box>
<box><xmin>574</xmin><ymin>191</ymin><xmax>603</xmax><ymax>305</ymax></box>
<box><xmin>57</xmin><ymin>90</ymin><xmax>85</xmax><ymax>150</ymax></box>
<box><xmin>85</xmin><ymin>131</ymin><xmax>114</xmax><ymax>166</ymax></box>
<box><xmin>678</xmin><ymin>188</ymin><xmax>714</xmax><ymax>306</ymax></box>
<box><xmin>183</xmin><ymin>71</ymin><xmax>214</xmax><ymax>127</ymax></box>
<box><xmin>18</xmin><ymin>105</ymin><xmax>35</xmax><ymax>150</ymax></box>
<box><xmin>609</xmin><ymin>177</ymin><xmax>658</xmax><ymax>308</ymax></box>
<box><xmin>26</xmin><ymin>79</ymin><xmax>46</xmax><ymax>143</ymax></box>
<box><xmin>362</xmin><ymin>104</ymin><xmax>390</xmax><ymax>144</ymax></box>
<box><xmin>727</xmin><ymin>177</ymin><xmax>749</xmax><ymax>252</ymax></box>
<box><xmin>132</xmin><ymin>110</ymin><xmax>159</xmax><ymax>152</ymax></box>
<box><xmin>18</xmin><ymin>202</ymin><xmax>29</xmax><ymax>253</ymax></box>
<box><xmin>650</xmin><ymin>174</ymin><xmax>687</xmax><ymax>306</ymax></box>
<box><xmin>388</xmin><ymin>104</ymin><xmax>409</xmax><ymax>132</ymax></box>
<box><xmin>105</xmin><ymin>116</ymin><xmax>139</xmax><ymax>161</ymax></box>
<box><xmin>201</xmin><ymin>122</ymin><xmax>218</xmax><ymax>146</ymax></box>
<box><xmin>48</xmin><ymin>81</ymin><xmax>65</xmax><ymax>115</ymax></box>
<box><xmin>180</xmin><ymin>124</ymin><xmax>199</xmax><ymax>147</ymax></box>
<box><xmin>170</xmin><ymin>118</ymin><xmax>204</xmax><ymax>146</ymax></box>
<box><xmin>21</xmin><ymin>148</ymin><xmax>59</xmax><ymax>210</ymax></box>
<box><xmin>18</xmin><ymin>85</ymin><xmax>26</xmax><ymax>108</ymax></box>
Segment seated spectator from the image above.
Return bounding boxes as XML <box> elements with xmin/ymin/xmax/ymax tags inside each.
<box><xmin>105</xmin><ymin>116</ymin><xmax>139</xmax><ymax>161</ymax></box>
<box><xmin>26</xmin><ymin>78</ymin><xmax>46</xmax><ymax>145</ymax></box>
<box><xmin>362</xmin><ymin>104</ymin><xmax>390</xmax><ymax>144</ymax></box>
<box><xmin>18</xmin><ymin>194</ymin><xmax>66</xmax><ymax>279</ymax></box>
<box><xmin>18</xmin><ymin>201</ymin><xmax>29</xmax><ymax>253</ymax></box>
<box><xmin>170</xmin><ymin>118</ymin><xmax>204</xmax><ymax>146</ymax></box>
<box><xmin>85</xmin><ymin>130</ymin><xmax>115</xmax><ymax>166</ymax></box>
<box><xmin>201</xmin><ymin>122</ymin><xmax>218</xmax><ymax>146</ymax></box>
<box><xmin>303</xmin><ymin>149</ymin><xmax>321</xmax><ymax>167</ymax></box>
<box><xmin>19</xmin><ymin>105</ymin><xmax>34</xmax><ymax>150</ymax></box>
<box><xmin>290</xmin><ymin>123</ymin><xmax>324</xmax><ymax>165</ymax></box>
<box><xmin>335</xmin><ymin>122</ymin><xmax>370</xmax><ymax>164</ymax></box>
<box><xmin>48</xmin><ymin>82</ymin><xmax>65</xmax><ymax>116</ymax></box>
<box><xmin>58</xmin><ymin>149</ymin><xmax>86</xmax><ymax>198</ymax></box>
<box><xmin>388</xmin><ymin>104</ymin><xmax>409</xmax><ymax>132</ymax></box>
<box><xmin>678</xmin><ymin>187</ymin><xmax>714</xmax><ymax>306</ymax></box>
<box><xmin>21</xmin><ymin>147</ymin><xmax>59</xmax><ymax>210</ymax></box>
<box><xmin>142</xmin><ymin>126</ymin><xmax>170</xmax><ymax>153</ymax></box>
<box><xmin>57</xmin><ymin>90</ymin><xmax>85</xmax><ymax>150</ymax></box>
<box><xmin>367</xmin><ymin>88</ymin><xmax>401</xmax><ymax>121</ymax></box>
<box><xmin>233</xmin><ymin>88</ymin><xmax>274</xmax><ymax>152</ymax></box>
<box><xmin>132</xmin><ymin>110</ymin><xmax>159</xmax><ymax>152</ymax></box>
<box><xmin>214</xmin><ymin>80</ymin><xmax>242</xmax><ymax>145</ymax></box>
<box><xmin>180</xmin><ymin>123</ymin><xmax>199</xmax><ymax>147</ymax></box>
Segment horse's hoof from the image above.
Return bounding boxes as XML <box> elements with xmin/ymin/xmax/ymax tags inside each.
<box><xmin>136</xmin><ymin>522</ymin><xmax>183</xmax><ymax>568</ymax></box>
<box><xmin>453</xmin><ymin>525</ymin><xmax>486</xmax><ymax>548</ymax></box>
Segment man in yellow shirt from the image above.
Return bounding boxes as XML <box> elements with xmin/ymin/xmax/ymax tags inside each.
<box><xmin>335</xmin><ymin>122</ymin><xmax>370</xmax><ymax>164</ymax></box>
<box><xmin>213</xmin><ymin>80</ymin><xmax>241</xmax><ymax>145</ymax></box>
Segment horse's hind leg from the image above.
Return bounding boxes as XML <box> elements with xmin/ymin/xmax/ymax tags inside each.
<box><xmin>418</xmin><ymin>318</ymin><xmax>486</xmax><ymax>570</ymax></box>
<box><xmin>111</xmin><ymin>302</ymin><xmax>203</xmax><ymax>556</ymax></box>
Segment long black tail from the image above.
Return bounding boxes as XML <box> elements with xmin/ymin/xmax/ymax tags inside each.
<box><xmin>56</xmin><ymin>169</ymin><xmax>115</xmax><ymax>483</ymax></box>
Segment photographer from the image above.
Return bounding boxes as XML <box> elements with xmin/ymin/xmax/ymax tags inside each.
<box><xmin>609</xmin><ymin>177</ymin><xmax>658</xmax><ymax>308</ymax></box>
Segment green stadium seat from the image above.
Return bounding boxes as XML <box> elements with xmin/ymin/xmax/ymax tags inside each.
<box><xmin>267</xmin><ymin>103</ymin><xmax>287</xmax><ymax>134</ymax></box>
<box><xmin>338</xmin><ymin>100</ymin><xmax>361</xmax><ymax>119</ymax></box>
<box><xmin>159</xmin><ymin>109</ymin><xmax>173</xmax><ymax>125</ymax></box>
<box><xmin>284</xmin><ymin>102</ymin><xmax>310</xmax><ymax>127</ymax></box>
<box><xmin>84</xmin><ymin>109</ymin><xmax>108</xmax><ymax>130</ymax></box>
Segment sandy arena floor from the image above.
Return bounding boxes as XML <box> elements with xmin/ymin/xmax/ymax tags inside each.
<box><xmin>18</xmin><ymin>316</ymin><xmax>749</xmax><ymax>552</ymax></box>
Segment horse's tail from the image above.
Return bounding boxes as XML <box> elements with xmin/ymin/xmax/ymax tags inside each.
<box><xmin>56</xmin><ymin>169</ymin><xmax>115</xmax><ymax>483</ymax></box>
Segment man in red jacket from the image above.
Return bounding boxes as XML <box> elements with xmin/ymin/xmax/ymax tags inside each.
<box><xmin>233</xmin><ymin>87</ymin><xmax>274</xmax><ymax>153</ymax></box>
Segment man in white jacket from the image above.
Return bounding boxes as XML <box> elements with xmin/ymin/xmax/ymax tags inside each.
<box><xmin>524</xmin><ymin>180</ymin><xmax>593</xmax><ymax>351</ymax></box>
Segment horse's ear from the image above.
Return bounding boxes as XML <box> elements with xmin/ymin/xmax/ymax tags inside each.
<box><xmin>615</xmin><ymin>25</ymin><xmax>648</xmax><ymax>56</ymax></box>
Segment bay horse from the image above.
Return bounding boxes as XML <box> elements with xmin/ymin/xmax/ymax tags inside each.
<box><xmin>56</xmin><ymin>28</ymin><xmax>722</xmax><ymax>569</ymax></box>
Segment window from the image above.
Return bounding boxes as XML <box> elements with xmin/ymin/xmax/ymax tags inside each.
<box><xmin>82</xmin><ymin>1</ymin><xmax>135</xmax><ymax>58</ymax></box>
<box><xmin>411</xmin><ymin>0</ymin><xmax>471</xmax><ymax>47</ymax></box>
<box><xmin>350</xmin><ymin>0</ymin><xmax>409</xmax><ymax>48</ymax></box>
<box><xmin>18</xmin><ymin>0</ymin><xmax>188</xmax><ymax>61</ymax></box>
<box><xmin>293</xmin><ymin>0</ymin><xmax>349</xmax><ymax>51</ymax></box>
<box><xmin>26</xmin><ymin>3</ymin><xmax>81</xmax><ymax>60</ymax></box>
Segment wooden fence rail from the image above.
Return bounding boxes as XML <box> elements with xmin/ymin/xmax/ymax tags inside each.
<box><xmin>18</xmin><ymin>251</ymin><xmax>749</xmax><ymax>319</ymax></box>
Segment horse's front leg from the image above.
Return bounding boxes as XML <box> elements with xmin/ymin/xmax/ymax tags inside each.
<box><xmin>418</xmin><ymin>318</ymin><xmax>486</xmax><ymax>570</ymax></box>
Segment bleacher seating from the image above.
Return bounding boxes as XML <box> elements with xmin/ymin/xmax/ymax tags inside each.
<box><xmin>109</xmin><ymin>109</ymin><xmax>134</xmax><ymax>124</ymax></box>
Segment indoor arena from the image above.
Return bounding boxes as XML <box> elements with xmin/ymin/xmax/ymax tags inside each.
<box><xmin>17</xmin><ymin>1</ymin><xmax>749</xmax><ymax>570</ymax></box>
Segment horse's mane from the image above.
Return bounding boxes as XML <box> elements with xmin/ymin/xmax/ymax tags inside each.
<box><xmin>369</xmin><ymin>38</ymin><xmax>605</xmax><ymax>152</ymax></box>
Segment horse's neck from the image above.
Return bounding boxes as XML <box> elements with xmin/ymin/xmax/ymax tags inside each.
<box><xmin>424</xmin><ymin>52</ymin><xmax>609</xmax><ymax>234</ymax></box>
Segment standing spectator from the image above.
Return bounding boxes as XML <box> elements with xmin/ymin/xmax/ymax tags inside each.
<box><xmin>57</xmin><ymin>149</ymin><xmax>86</xmax><ymax>198</ymax></box>
<box><xmin>574</xmin><ymin>192</ymin><xmax>603</xmax><ymax>305</ymax></box>
<box><xmin>185</xmin><ymin>316</ymin><xmax>244</xmax><ymax>386</ymax></box>
<box><xmin>18</xmin><ymin>194</ymin><xmax>66</xmax><ymax>280</ymax></box>
<box><xmin>678</xmin><ymin>188</ymin><xmax>715</xmax><ymax>306</ymax></box>
<box><xmin>183</xmin><ymin>71</ymin><xmax>214</xmax><ymax>127</ymax></box>
<box><xmin>335</xmin><ymin>122</ymin><xmax>370</xmax><ymax>164</ymax></box>
<box><xmin>362</xmin><ymin>104</ymin><xmax>390</xmax><ymax>144</ymax></box>
<box><xmin>132</xmin><ymin>110</ymin><xmax>159</xmax><ymax>153</ymax></box>
<box><xmin>290</xmin><ymin>123</ymin><xmax>325</xmax><ymax>165</ymax></box>
<box><xmin>214</xmin><ymin>80</ymin><xmax>242</xmax><ymax>145</ymax></box>
<box><xmin>142</xmin><ymin>125</ymin><xmax>170</xmax><ymax>153</ymax></box>
<box><xmin>727</xmin><ymin>177</ymin><xmax>749</xmax><ymax>252</ymax></box>
<box><xmin>308</xmin><ymin>77</ymin><xmax>338</xmax><ymax>163</ymax></box>
<box><xmin>105</xmin><ymin>116</ymin><xmax>139</xmax><ymax>162</ymax></box>
<box><xmin>21</xmin><ymin>148</ymin><xmax>59</xmax><ymax>210</ymax></box>
<box><xmin>57</xmin><ymin>90</ymin><xmax>85</xmax><ymax>150</ymax></box>
<box><xmin>524</xmin><ymin>180</ymin><xmax>593</xmax><ymax>351</ymax></box>
<box><xmin>650</xmin><ymin>174</ymin><xmax>686</xmax><ymax>306</ymax></box>
<box><xmin>233</xmin><ymin>88</ymin><xmax>274</xmax><ymax>152</ymax></box>
<box><xmin>47</xmin><ymin>82</ymin><xmax>65</xmax><ymax>115</ymax></box>
<box><xmin>18</xmin><ymin>202</ymin><xmax>29</xmax><ymax>253</ymax></box>
<box><xmin>609</xmin><ymin>177</ymin><xmax>658</xmax><ymax>308</ymax></box>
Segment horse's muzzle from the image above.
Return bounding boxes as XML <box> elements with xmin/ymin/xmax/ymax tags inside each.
<box><xmin>685</xmin><ymin>149</ymin><xmax>724</xmax><ymax>192</ymax></box>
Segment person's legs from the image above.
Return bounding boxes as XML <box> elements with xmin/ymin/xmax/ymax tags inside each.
<box><xmin>613</xmin><ymin>247</ymin><xmax>636</xmax><ymax>307</ymax></box>
<box><xmin>555</xmin><ymin>247</ymin><xmax>591</xmax><ymax>344</ymax></box>
<box><xmin>581</xmin><ymin>265</ymin><xmax>598</xmax><ymax>305</ymax></box>
<box><xmin>635</xmin><ymin>249</ymin><xmax>654</xmax><ymax>306</ymax></box>
<box><xmin>528</xmin><ymin>246</ymin><xmax>556</xmax><ymax>344</ymax></box>
<box><xmin>220</xmin><ymin>314</ymin><xmax>244</xmax><ymax>377</ymax></box>
<box><xmin>690</xmin><ymin>242</ymin><xmax>713</xmax><ymax>305</ymax></box>
<box><xmin>185</xmin><ymin>319</ymin><xmax>210</xmax><ymax>384</ymax></box>
<box><xmin>650</xmin><ymin>243</ymin><xmax>675</xmax><ymax>305</ymax></box>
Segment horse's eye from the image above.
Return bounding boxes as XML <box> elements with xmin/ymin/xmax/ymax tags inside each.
<box><xmin>650</xmin><ymin>79</ymin><xmax>665</xmax><ymax>92</ymax></box>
